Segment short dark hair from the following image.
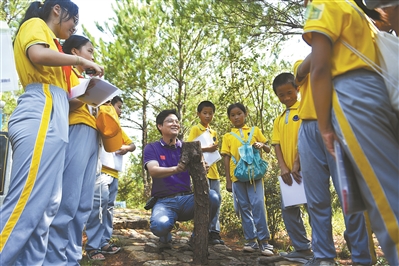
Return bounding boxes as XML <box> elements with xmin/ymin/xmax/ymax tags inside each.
<box><xmin>16</xmin><ymin>0</ymin><xmax>78</xmax><ymax>38</ymax></box>
<box><xmin>111</xmin><ymin>96</ymin><xmax>123</xmax><ymax>105</ymax></box>
<box><xmin>197</xmin><ymin>100</ymin><xmax>215</xmax><ymax>113</ymax></box>
<box><xmin>227</xmin><ymin>103</ymin><xmax>246</xmax><ymax>117</ymax></box>
<box><xmin>62</xmin><ymin>35</ymin><xmax>91</xmax><ymax>54</ymax></box>
<box><xmin>272</xmin><ymin>73</ymin><xmax>296</xmax><ymax>95</ymax></box>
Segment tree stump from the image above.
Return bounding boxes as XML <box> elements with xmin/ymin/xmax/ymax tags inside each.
<box><xmin>181</xmin><ymin>141</ymin><xmax>209</xmax><ymax>265</ymax></box>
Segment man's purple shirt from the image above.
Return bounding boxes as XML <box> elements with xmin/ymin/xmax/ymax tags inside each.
<box><xmin>144</xmin><ymin>139</ymin><xmax>191</xmax><ymax>197</ymax></box>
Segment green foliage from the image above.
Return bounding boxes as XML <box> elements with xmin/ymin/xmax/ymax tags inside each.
<box><xmin>117</xmin><ymin>154</ymin><xmax>146</xmax><ymax>208</ymax></box>
<box><xmin>263</xmin><ymin>158</ymin><xmax>283</xmax><ymax>241</ymax></box>
<box><xmin>337</xmin><ymin>242</ymin><xmax>351</xmax><ymax>260</ymax></box>
<box><xmin>0</xmin><ymin>0</ymin><xmax>29</xmax><ymax>35</ymax></box>
<box><xmin>375</xmin><ymin>257</ymin><xmax>389</xmax><ymax>265</ymax></box>
<box><xmin>0</xmin><ymin>91</ymin><xmax>20</xmax><ymax>131</ymax></box>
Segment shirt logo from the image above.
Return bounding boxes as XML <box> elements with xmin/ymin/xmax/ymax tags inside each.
<box><xmin>305</xmin><ymin>3</ymin><xmax>324</xmax><ymax>20</ymax></box>
<box><xmin>160</xmin><ymin>155</ymin><xmax>166</xmax><ymax>160</ymax></box>
<box><xmin>293</xmin><ymin>115</ymin><xmax>300</xmax><ymax>122</ymax></box>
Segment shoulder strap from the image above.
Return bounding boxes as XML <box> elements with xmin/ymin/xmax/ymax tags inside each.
<box><xmin>230</xmin><ymin>132</ymin><xmax>245</xmax><ymax>145</ymax></box>
<box><xmin>230</xmin><ymin>127</ymin><xmax>255</xmax><ymax>145</ymax></box>
<box><xmin>247</xmin><ymin>127</ymin><xmax>255</xmax><ymax>144</ymax></box>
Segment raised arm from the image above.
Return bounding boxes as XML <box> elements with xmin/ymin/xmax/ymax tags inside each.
<box><xmin>28</xmin><ymin>44</ymin><xmax>104</xmax><ymax>76</ymax></box>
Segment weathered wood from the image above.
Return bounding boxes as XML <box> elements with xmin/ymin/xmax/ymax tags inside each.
<box><xmin>181</xmin><ymin>141</ymin><xmax>209</xmax><ymax>265</ymax></box>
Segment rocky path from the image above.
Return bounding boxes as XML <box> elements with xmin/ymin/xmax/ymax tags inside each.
<box><xmin>82</xmin><ymin>208</ymin><xmax>305</xmax><ymax>266</ymax></box>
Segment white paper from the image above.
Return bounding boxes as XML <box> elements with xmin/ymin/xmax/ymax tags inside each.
<box><xmin>279</xmin><ymin>173</ymin><xmax>307</xmax><ymax>208</ymax></box>
<box><xmin>193</xmin><ymin>130</ymin><xmax>221</xmax><ymax>166</ymax></box>
<box><xmin>1</xmin><ymin>21</ymin><xmax>19</xmax><ymax>92</ymax></box>
<box><xmin>69</xmin><ymin>77</ymin><xmax>122</xmax><ymax>107</ymax></box>
<box><xmin>100</xmin><ymin>146</ymin><xmax>123</xmax><ymax>172</ymax></box>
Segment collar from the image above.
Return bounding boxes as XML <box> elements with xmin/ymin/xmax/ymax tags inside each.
<box><xmin>160</xmin><ymin>138</ymin><xmax>182</xmax><ymax>148</ymax></box>
<box><xmin>231</xmin><ymin>124</ymin><xmax>250</xmax><ymax>131</ymax></box>
<box><xmin>286</xmin><ymin>100</ymin><xmax>300</xmax><ymax>110</ymax></box>
<box><xmin>197</xmin><ymin>123</ymin><xmax>211</xmax><ymax>132</ymax></box>
<box><xmin>278</xmin><ymin>101</ymin><xmax>300</xmax><ymax>118</ymax></box>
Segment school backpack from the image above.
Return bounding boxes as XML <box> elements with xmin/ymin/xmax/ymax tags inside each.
<box><xmin>230</xmin><ymin>127</ymin><xmax>268</xmax><ymax>183</ymax></box>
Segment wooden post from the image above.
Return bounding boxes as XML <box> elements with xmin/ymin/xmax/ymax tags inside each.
<box><xmin>181</xmin><ymin>141</ymin><xmax>209</xmax><ymax>265</ymax></box>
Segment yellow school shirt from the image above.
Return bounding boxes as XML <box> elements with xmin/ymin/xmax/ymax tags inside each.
<box><xmin>13</xmin><ymin>18</ymin><xmax>68</xmax><ymax>91</ymax></box>
<box><xmin>271</xmin><ymin>101</ymin><xmax>301</xmax><ymax>170</ymax></box>
<box><xmin>187</xmin><ymin>123</ymin><xmax>220</xmax><ymax>180</ymax></box>
<box><xmin>293</xmin><ymin>60</ymin><xmax>317</xmax><ymax>120</ymax></box>
<box><xmin>102</xmin><ymin>130</ymin><xmax>133</xmax><ymax>178</ymax></box>
<box><xmin>221</xmin><ymin>125</ymin><xmax>267</xmax><ymax>183</ymax></box>
<box><xmin>68</xmin><ymin>71</ymin><xmax>97</xmax><ymax>129</ymax></box>
<box><xmin>303</xmin><ymin>0</ymin><xmax>378</xmax><ymax>78</ymax></box>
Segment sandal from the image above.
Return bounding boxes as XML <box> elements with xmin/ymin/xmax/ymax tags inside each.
<box><xmin>87</xmin><ymin>250</ymin><xmax>105</xmax><ymax>261</ymax></box>
<box><xmin>101</xmin><ymin>243</ymin><xmax>121</xmax><ymax>254</ymax></box>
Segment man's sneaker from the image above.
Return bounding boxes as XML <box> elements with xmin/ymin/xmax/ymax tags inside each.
<box><xmin>209</xmin><ymin>232</ymin><xmax>225</xmax><ymax>245</ymax></box>
<box><xmin>243</xmin><ymin>242</ymin><xmax>259</xmax><ymax>252</ymax></box>
<box><xmin>259</xmin><ymin>242</ymin><xmax>274</xmax><ymax>256</ymax></box>
<box><xmin>281</xmin><ymin>250</ymin><xmax>313</xmax><ymax>260</ymax></box>
<box><xmin>304</xmin><ymin>257</ymin><xmax>335</xmax><ymax>266</ymax></box>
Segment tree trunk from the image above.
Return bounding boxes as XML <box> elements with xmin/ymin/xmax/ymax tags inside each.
<box><xmin>181</xmin><ymin>141</ymin><xmax>209</xmax><ymax>265</ymax></box>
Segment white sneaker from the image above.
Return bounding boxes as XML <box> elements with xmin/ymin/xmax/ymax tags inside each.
<box><xmin>243</xmin><ymin>242</ymin><xmax>259</xmax><ymax>252</ymax></box>
<box><xmin>260</xmin><ymin>242</ymin><xmax>274</xmax><ymax>256</ymax></box>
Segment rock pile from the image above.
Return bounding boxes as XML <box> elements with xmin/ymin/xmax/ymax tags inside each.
<box><xmin>109</xmin><ymin>208</ymin><xmax>303</xmax><ymax>266</ymax></box>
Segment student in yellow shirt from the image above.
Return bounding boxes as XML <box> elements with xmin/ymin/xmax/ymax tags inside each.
<box><xmin>187</xmin><ymin>100</ymin><xmax>224</xmax><ymax>245</ymax></box>
<box><xmin>303</xmin><ymin>0</ymin><xmax>398</xmax><ymax>264</ymax></box>
<box><xmin>45</xmin><ymin>35</ymin><xmax>101</xmax><ymax>265</ymax></box>
<box><xmin>295</xmin><ymin>57</ymin><xmax>375</xmax><ymax>266</ymax></box>
<box><xmin>271</xmin><ymin>73</ymin><xmax>313</xmax><ymax>262</ymax></box>
<box><xmin>0</xmin><ymin>1</ymin><xmax>103</xmax><ymax>265</ymax></box>
<box><xmin>85</xmin><ymin>96</ymin><xmax>136</xmax><ymax>261</ymax></box>
<box><xmin>221</xmin><ymin>103</ymin><xmax>273</xmax><ymax>256</ymax></box>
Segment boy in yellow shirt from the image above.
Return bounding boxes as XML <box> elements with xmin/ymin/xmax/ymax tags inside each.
<box><xmin>187</xmin><ymin>100</ymin><xmax>224</xmax><ymax>245</ymax></box>
<box><xmin>271</xmin><ymin>73</ymin><xmax>313</xmax><ymax>262</ymax></box>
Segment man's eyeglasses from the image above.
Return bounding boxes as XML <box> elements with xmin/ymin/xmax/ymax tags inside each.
<box><xmin>164</xmin><ymin>119</ymin><xmax>180</xmax><ymax>125</ymax></box>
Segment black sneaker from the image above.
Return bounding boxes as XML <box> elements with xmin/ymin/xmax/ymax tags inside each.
<box><xmin>208</xmin><ymin>232</ymin><xmax>224</xmax><ymax>245</ymax></box>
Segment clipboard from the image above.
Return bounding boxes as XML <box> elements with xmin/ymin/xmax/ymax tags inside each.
<box><xmin>279</xmin><ymin>172</ymin><xmax>307</xmax><ymax>208</ymax></box>
<box><xmin>194</xmin><ymin>130</ymin><xmax>221</xmax><ymax>166</ymax></box>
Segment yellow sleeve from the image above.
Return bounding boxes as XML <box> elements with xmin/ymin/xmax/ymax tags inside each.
<box><xmin>221</xmin><ymin>133</ymin><xmax>231</xmax><ymax>156</ymax></box>
<box><xmin>293</xmin><ymin>60</ymin><xmax>306</xmax><ymax>86</ymax></box>
<box><xmin>187</xmin><ymin>126</ymin><xmax>201</xmax><ymax>142</ymax></box>
<box><xmin>303</xmin><ymin>1</ymin><xmax>344</xmax><ymax>45</ymax></box>
<box><xmin>271</xmin><ymin>116</ymin><xmax>281</xmax><ymax>145</ymax></box>
<box><xmin>253</xmin><ymin>126</ymin><xmax>267</xmax><ymax>144</ymax></box>
<box><xmin>122</xmin><ymin>130</ymin><xmax>133</xmax><ymax>145</ymax></box>
<box><xmin>21</xmin><ymin>18</ymin><xmax>52</xmax><ymax>52</ymax></box>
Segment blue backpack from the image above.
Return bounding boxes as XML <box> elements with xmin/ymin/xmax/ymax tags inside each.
<box><xmin>230</xmin><ymin>127</ymin><xmax>268</xmax><ymax>183</ymax></box>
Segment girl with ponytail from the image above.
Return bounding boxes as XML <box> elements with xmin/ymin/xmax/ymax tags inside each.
<box><xmin>0</xmin><ymin>1</ymin><xmax>103</xmax><ymax>265</ymax></box>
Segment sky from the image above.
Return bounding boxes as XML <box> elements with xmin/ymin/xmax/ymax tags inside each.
<box><xmin>74</xmin><ymin>0</ymin><xmax>116</xmax><ymax>39</ymax></box>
